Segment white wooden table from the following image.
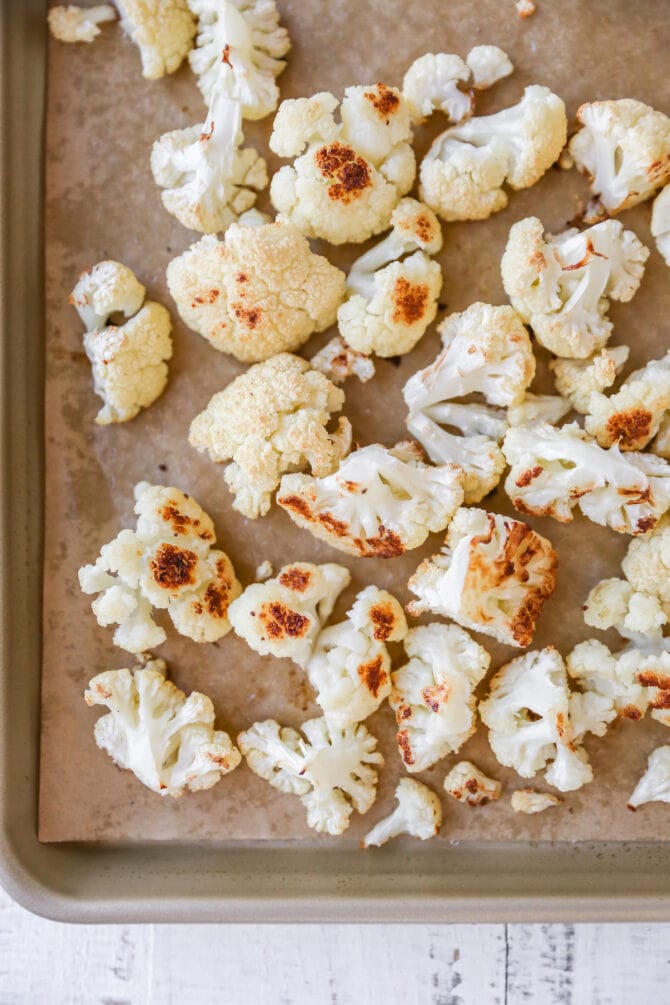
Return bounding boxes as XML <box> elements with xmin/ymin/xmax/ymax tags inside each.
<box><xmin>1</xmin><ymin>885</ymin><xmax>668</xmax><ymax>1003</ymax></box>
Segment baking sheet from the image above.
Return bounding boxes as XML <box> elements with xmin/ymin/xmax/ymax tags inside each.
<box><xmin>40</xmin><ymin>0</ymin><xmax>670</xmax><ymax>843</ymax></box>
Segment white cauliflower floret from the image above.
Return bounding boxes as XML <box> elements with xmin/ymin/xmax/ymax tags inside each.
<box><xmin>628</xmin><ymin>746</ymin><xmax>670</xmax><ymax>808</ymax></box>
<box><xmin>402</xmin><ymin>53</ymin><xmax>473</xmax><ymax>124</ymax></box>
<box><xmin>623</xmin><ymin>519</ymin><xmax>670</xmax><ymax>608</ymax></box>
<box><xmin>502</xmin><ymin>422</ymin><xmax>670</xmax><ymax>535</ymax></box>
<box><xmin>506</xmin><ymin>393</ymin><xmax>571</xmax><ymax>428</ymax></box>
<box><xmin>651</xmin><ymin>186</ymin><xmax>670</xmax><ymax>266</ymax></box>
<box><xmin>79</xmin><ymin>482</ymin><xmax>241</xmax><ymax>652</ymax></box>
<box><xmin>413</xmin><ymin>401</ymin><xmax>508</xmax><ymax>442</ymax></box>
<box><xmin>389</xmin><ymin>623</ymin><xmax>490</xmax><ymax>773</ymax></box>
<box><xmin>444</xmin><ymin>760</ymin><xmax>502</xmax><ymax>806</ymax></box>
<box><xmin>551</xmin><ymin>346</ymin><xmax>630</xmax><ymax>414</ymax></box>
<box><xmin>84</xmin><ymin>658</ymin><xmax>240</xmax><ymax>795</ymax></box>
<box><xmin>466</xmin><ymin>45</ymin><xmax>514</xmax><ymax>90</ymax></box>
<box><xmin>479</xmin><ymin>647</ymin><xmax>594</xmax><ymax>792</ymax></box>
<box><xmin>501</xmin><ymin>216</ymin><xmax>649</xmax><ymax>358</ymax></box>
<box><xmin>653</xmin><ymin>415</ymin><xmax>670</xmax><ymax>459</ymax></box>
<box><xmin>404</xmin><ymin>303</ymin><xmax>535</xmax><ymax>410</ymax></box>
<box><xmin>228</xmin><ymin>562</ymin><xmax>350</xmax><ymax>667</ymax></box>
<box><xmin>188</xmin><ymin>354</ymin><xmax>351</xmax><ymax>518</ymax></box>
<box><xmin>116</xmin><ymin>0</ymin><xmax>196</xmax><ymax>79</ymax></box>
<box><xmin>48</xmin><ymin>4</ymin><xmax>116</xmax><ymax>42</ymax></box>
<box><xmin>166</xmin><ymin>220</ymin><xmax>345</xmax><ymax>361</ymax></box>
<box><xmin>277</xmin><ymin>441</ymin><xmax>464</xmax><ymax>558</ymax></box>
<box><xmin>188</xmin><ymin>0</ymin><xmax>290</xmax><ymax>117</ymax></box>
<box><xmin>569</xmin><ymin>99</ymin><xmax>670</xmax><ymax>215</ymax></box>
<box><xmin>407</xmin><ymin>507</ymin><xmax>557</xmax><ymax>648</ymax></box>
<box><xmin>585</xmin><ymin>352</ymin><xmax>670</xmax><ymax>451</ymax></box>
<box><xmin>419</xmin><ymin>85</ymin><xmax>567</xmax><ymax>222</ymax></box>
<box><xmin>511</xmin><ymin>789</ymin><xmax>561</xmax><ymax>814</ymax></box>
<box><xmin>361</xmin><ymin>779</ymin><xmax>442</xmax><ymax>848</ymax></box>
<box><xmin>70</xmin><ymin>260</ymin><xmax>145</xmax><ymax>332</ymax></box>
<box><xmin>568</xmin><ymin>639</ymin><xmax>670</xmax><ymax>726</ymax></box>
<box><xmin>307</xmin><ymin>587</ymin><xmax>407</xmax><ymax>728</ymax></box>
<box><xmin>238</xmin><ymin>717</ymin><xmax>383</xmax><ymax>835</ymax></box>
<box><xmin>310</xmin><ymin>335</ymin><xmax>376</xmax><ymax>385</ymax></box>
<box><xmin>583</xmin><ymin>577</ymin><xmax>667</xmax><ymax>641</ymax></box>
<box><xmin>270</xmin><ymin>84</ymin><xmax>415</xmax><ymax>244</ymax></box>
<box><xmin>337</xmin><ymin>198</ymin><xmax>443</xmax><ymax>358</ymax></box>
<box><xmin>151</xmin><ymin>88</ymin><xmax>267</xmax><ymax>234</ymax></box>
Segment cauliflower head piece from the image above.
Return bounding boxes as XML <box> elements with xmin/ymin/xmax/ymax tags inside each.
<box><xmin>402</xmin><ymin>53</ymin><xmax>473</xmax><ymax>125</ymax></box>
<box><xmin>277</xmin><ymin>440</ymin><xmax>464</xmax><ymax>558</ymax></box>
<box><xmin>466</xmin><ymin>45</ymin><xmax>514</xmax><ymax>90</ymax></box>
<box><xmin>390</xmin><ymin>623</ymin><xmax>491</xmax><ymax>773</ymax></box>
<box><xmin>48</xmin><ymin>4</ymin><xmax>116</xmax><ymax>43</ymax></box>
<box><xmin>189</xmin><ymin>354</ymin><xmax>351</xmax><ymax>518</ymax></box>
<box><xmin>419</xmin><ymin>85</ymin><xmax>567</xmax><ymax>222</ymax></box>
<box><xmin>238</xmin><ymin>717</ymin><xmax>383</xmax><ymax>835</ymax></box>
<box><xmin>511</xmin><ymin>789</ymin><xmax>561</xmax><ymax>814</ymax></box>
<box><xmin>79</xmin><ymin>482</ymin><xmax>241</xmax><ymax>652</ymax></box>
<box><xmin>585</xmin><ymin>352</ymin><xmax>670</xmax><ymax>451</ymax></box>
<box><xmin>310</xmin><ymin>335</ymin><xmax>376</xmax><ymax>386</ymax></box>
<box><xmin>623</xmin><ymin>518</ymin><xmax>670</xmax><ymax>609</ymax></box>
<box><xmin>70</xmin><ymin>259</ymin><xmax>146</xmax><ymax>332</ymax></box>
<box><xmin>506</xmin><ymin>393</ymin><xmax>571</xmax><ymax>428</ymax></box>
<box><xmin>407</xmin><ymin>507</ymin><xmax>558</xmax><ymax>648</ymax></box>
<box><xmin>651</xmin><ymin>185</ymin><xmax>670</xmax><ymax>266</ymax></box>
<box><xmin>166</xmin><ymin>219</ymin><xmax>345</xmax><ymax>361</ymax></box>
<box><xmin>569</xmin><ymin>99</ymin><xmax>670</xmax><ymax>215</ymax></box>
<box><xmin>550</xmin><ymin>345</ymin><xmax>630</xmax><ymax>414</ymax></box>
<box><xmin>361</xmin><ymin>778</ymin><xmax>442</xmax><ymax>848</ymax></box>
<box><xmin>116</xmin><ymin>0</ymin><xmax>196</xmax><ymax>79</ymax></box>
<box><xmin>443</xmin><ymin>760</ymin><xmax>502</xmax><ymax>806</ymax></box>
<box><xmin>567</xmin><ymin>639</ymin><xmax>670</xmax><ymax>726</ymax></box>
<box><xmin>270</xmin><ymin>85</ymin><xmax>415</xmax><ymax>244</ymax></box>
<box><xmin>85</xmin><ymin>658</ymin><xmax>241</xmax><ymax>795</ymax></box>
<box><xmin>628</xmin><ymin>746</ymin><xmax>670</xmax><ymax>809</ymax></box>
<box><xmin>228</xmin><ymin>562</ymin><xmax>351</xmax><ymax>667</ymax></box>
<box><xmin>306</xmin><ymin>586</ymin><xmax>407</xmax><ymax>728</ymax></box>
<box><xmin>501</xmin><ymin>216</ymin><xmax>649</xmax><ymax>358</ymax></box>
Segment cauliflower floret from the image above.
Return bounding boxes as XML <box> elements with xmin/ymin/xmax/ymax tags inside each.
<box><xmin>506</xmin><ymin>393</ymin><xmax>571</xmax><ymax>428</ymax></box>
<box><xmin>407</xmin><ymin>507</ymin><xmax>557</xmax><ymax>648</ymax></box>
<box><xmin>401</xmin><ymin>53</ymin><xmax>473</xmax><ymax>124</ymax></box>
<box><xmin>503</xmin><ymin>422</ymin><xmax>670</xmax><ymax>535</ymax></box>
<box><xmin>270</xmin><ymin>84</ymin><xmax>415</xmax><ymax>244</ymax></box>
<box><xmin>501</xmin><ymin>216</ymin><xmax>649</xmax><ymax>358</ymax></box>
<box><xmin>628</xmin><ymin>746</ymin><xmax>670</xmax><ymax>808</ymax></box>
<box><xmin>84</xmin><ymin>658</ymin><xmax>240</xmax><ymax>795</ymax></box>
<box><xmin>361</xmin><ymin>778</ymin><xmax>442</xmax><ymax>848</ymax></box>
<box><xmin>585</xmin><ymin>352</ymin><xmax>670</xmax><ymax>451</ymax></box>
<box><xmin>413</xmin><ymin>401</ymin><xmax>508</xmax><ymax>441</ymax></box>
<box><xmin>550</xmin><ymin>346</ymin><xmax>630</xmax><ymax>414</ymax></box>
<box><xmin>79</xmin><ymin>482</ymin><xmax>241</xmax><ymax>652</ymax></box>
<box><xmin>404</xmin><ymin>303</ymin><xmax>535</xmax><ymax>410</ymax></box>
<box><xmin>567</xmin><ymin>639</ymin><xmax>670</xmax><ymax>724</ymax></box>
<box><xmin>337</xmin><ymin>198</ymin><xmax>443</xmax><ymax>358</ymax></box>
<box><xmin>389</xmin><ymin>623</ymin><xmax>491</xmax><ymax>773</ymax></box>
<box><xmin>306</xmin><ymin>587</ymin><xmax>407</xmax><ymax>728</ymax></box>
<box><xmin>583</xmin><ymin>577</ymin><xmax>667</xmax><ymax>641</ymax></box>
<box><xmin>466</xmin><ymin>45</ymin><xmax>514</xmax><ymax>90</ymax></box>
<box><xmin>48</xmin><ymin>4</ymin><xmax>116</xmax><ymax>42</ymax></box>
<box><xmin>188</xmin><ymin>354</ymin><xmax>351</xmax><ymax>518</ymax></box>
<box><xmin>419</xmin><ymin>85</ymin><xmax>567</xmax><ymax>222</ymax></box>
<box><xmin>228</xmin><ymin>562</ymin><xmax>350</xmax><ymax>667</ymax></box>
<box><xmin>569</xmin><ymin>99</ymin><xmax>670</xmax><ymax>215</ymax></box>
<box><xmin>70</xmin><ymin>260</ymin><xmax>146</xmax><ymax>332</ymax></box>
<box><xmin>651</xmin><ymin>185</ymin><xmax>670</xmax><ymax>266</ymax></box>
<box><xmin>277</xmin><ymin>441</ymin><xmax>464</xmax><ymax>558</ymax></box>
<box><xmin>151</xmin><ymin>88</ymin><xmax>267</xmax><ymax>234</ymax></box>
<box><xmin>623</xmin><ymin>519</ymin><xmax>670</xmax><ymax>608</ymax></box>
<box><xmin>443</xmin><ymin>760</ymin><xmax>502</xmax><ymax>806</ymax></box>
<box><xmin>310</xmin><ymin>335</ymin><xmax>376</xmax><ymax>385</ymax></box>
<box><xmin>166</xmin><ymin>220</ymin><xmax>345</xmax><ymax>360</ymax></box>
<box><xmin>238</xmin><ymin>717</ymin><xmax>383</xmax><ymax>835</ymax></box>
<box><xmin>511</xmin><ymin>789</ymin><xmax>561</xmax><ymax>814</ymax></box>
<box><xmin>116</xmin><ymin>0</ymin><xmax>195</xmax><ymax>79</ymax></box>
<box><xmin>479</xmin><ymin>647</ymin><xmax>594</xmax><ymax>792</ymax></box>
<box><xmin>188</xmin><ymin>0</ymin><xmax>290</xmax><ymax>117</ymax></box>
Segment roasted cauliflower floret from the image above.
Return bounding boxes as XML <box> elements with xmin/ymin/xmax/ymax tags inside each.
<box><xmin>443</xmin><ymin>760</ymin><xmax>502</xmax><ymax>806</ymax></box>
<box><xmin>310</xmin><ymin>335</ymin><xmax>376</xmax><ymax>385</ymax></box>
<box><xmin>628</xmin><ymin>746</ymin><xmax>670</xmax><ymax>809</ymax></box>
<box><xmin>652</xmin><ymin>185</ymin><xmax>670</xmax><ymax>266</ymax></box>
<box><xmin>407</xmin><ymin>507</ymin><xmax>558</xmax><ymax>648</ymax></box>
<box><xmin>337</xmin><ymin>198</ymin><xmax>443</xmax><ymax>358</ymax></box>
<box><xmin>238</xmin><ymin>717</ymin><xmax>383</xmax><ymax>835</ymax></box>
<box><xmin>568</xmin><ymin>99</ymin><xmax>670</xmax><ymax>215</ymax></box>
<box><xmin>270</xmin><ymin>85</ymin><xmax>415</xmax><ymax>244</ymax></box>
<box><xmin>188</xmin><ymin>354</ymin><xmax>351</xmax><ymax>518</ymax></box>
<box><xmin>402</xmin><ymin>53</ymin><xmax>473</xmax><ymax>125</ymax></box>
<box><xmin>506</xmin><ymin>393</ymin><xmax>571</xmax><ymax>428</ymax></box>
<box><xmin>390</xmin><ymin>623</ymin><xmax>491</xmax><ymax>773</ymax></box>
<box><xmin>501</xmin><ymin>216</ymin><xmax>649</xmax><ymax>358</ymax></box>
<box><xmin>166</xmin><ymin>220</ymin><xmax>345</xmax><ymax>361</ymax></box>
<box><xmin>48</xmin><ymin>4</ymin><xmax>116</xmax><ymax>42</ymax></box>
<box><xmin>70</xmin><ymin>259</ymin><xmax>146</xmax><ymax>332</ymax></box>
<box><xmin>466</xmin><ymin>45</ymin><xmax>514</xmax><ymax>90</ymax></box>
<box><xmin>84</xmin><ymin>658</ymin><xmax>241</xmax><ymax>795</ymax></box>
<box><xmin>188</xmin><ymin>0</ymin><xmax>290</xmax><ymax>117</ymax></box>
<box><xmin>567</xmin><ymin>638</ymin><xmax>670</xmax><ymax>726</ymax></box>
<box><xmin>277</xmin><ymin>440</ymin><xmax>464</xmax><ymax>558</ymax></box>
<box><xmin>511</xmin><ymin>789</ymin><xmax>561</xmax><ymax>814</ymax></box>
<box><xmin>623</xmin><ymin>519</ymin><xmax>670</xmax><ymax>609</ymax></box>
<box><xmin>79</xmin><ymin>482</ymin><xmax>241</xmax><ymax>652</ymax></box>
<box><xmin>419</xmin><ymin>85</ymin><xmax>567</xmax><ymax>222</ymax></box>
<box><xmin>503</xmin><ymin>422</ymin><xmax>670</xmax><ymax>535</ymax></box>
<box><xmin>306</xmin><ymin>586</ymin><xmax>407</xmax><ymax>728</ymax></box>
<box><xmin>550</xmin><ymin>346</ymin><xmax>630</xmax><ymax>414</ymax></box>
<box><xmin>116</xmin><ymin>0</ymin><xmax>196</xmax><ymax>79</ymax></box>
<box><xmin>228</xmin><ymin>562</ymin><xmax>350</xmax><ymax>667</ymax></box>
<box><xmin>361</xmin><ymin>779</ymin><xmax>442</xmax><ymax>848</ymax></box>
<box><xmin>585</xmin><ymin>352</ymin><xmax>670</xmax><ymax>450</ymax></box>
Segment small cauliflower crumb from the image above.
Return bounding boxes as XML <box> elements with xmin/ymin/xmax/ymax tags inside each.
<box><xmin>511</xmin><ymin>789</ymin><xmax>561</xmax><ymax>814</ymax></box>
<box><xmin>48</xmin><ymin>4</ymin><xmax>116</xmax><ymax>43</ymax></box>
<box><xmin>444</xmin><ymin>761</ymin><xmax>502</xmax><ymax>806</ymax></box>
<box><xmin>310</xmin><ymin>335</ymin><xmax>376</xmax><ymax>385</ymax></box>
<box><xmin>116</xmin><ymin>0</ymin><xmax>195</xmax><ymax>79</ymax></box>
<box><xmin>255</xmin><ymin>560</ymin><xmax>274</xmax><ymax>581</ymax></box>
<box><xmin>515</xmin><ymin>0</ymin><xmax>537</xmax><ymax>17</ymax></box>
<box><xmin>361</xmin><ymin>778</ymin><xmax>442</xmax><ymax>848</ymax></box>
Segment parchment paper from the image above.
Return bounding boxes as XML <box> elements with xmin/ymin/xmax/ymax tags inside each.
<box><xmin>40</xmin><ymin>0</ymin><xmax>670</xmax><ymax>843</ymax></box>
